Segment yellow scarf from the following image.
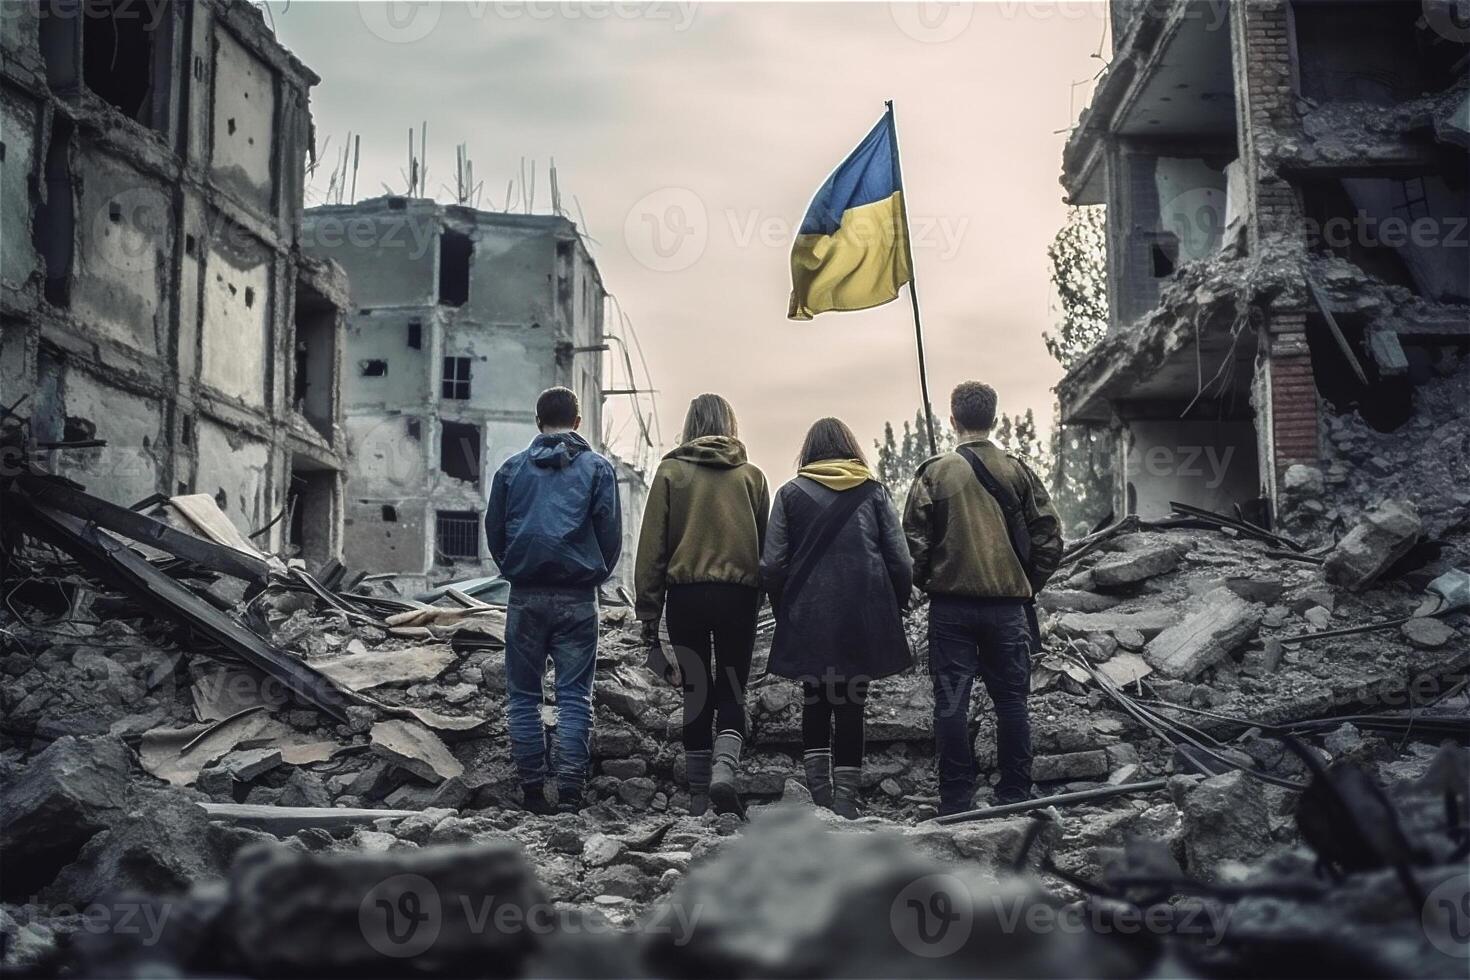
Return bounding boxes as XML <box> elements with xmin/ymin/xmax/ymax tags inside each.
<box><xmin>798</xmin><ymin>458</ymin><xmax>874</xmax><ymax>491</ymax></box>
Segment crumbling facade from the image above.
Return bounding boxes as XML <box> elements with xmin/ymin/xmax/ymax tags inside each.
<box><xmin>0</xmin><ymin>0</ymin><xmax>348</xmax><ymax>563</ymax></box>
<box><xmin>302</xmin><ymin>197</ymin><xmax>636</xmax><ymax>592</ymax></box>
<box><xmin>1059</xmin><ymin>0</ymin><xmax>1468</xmax><ymax>523</ymax></box>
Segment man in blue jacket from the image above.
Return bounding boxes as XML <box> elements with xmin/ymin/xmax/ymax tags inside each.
<box><xmin>486</xmin><ymin>386</ymin><xmax>622</xmax><ymax>814</ymax></box>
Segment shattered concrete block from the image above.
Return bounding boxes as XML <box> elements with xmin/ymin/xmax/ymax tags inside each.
<box><xmin>0</xmin><ymin>735</ymin><xmax>132</xmax><ymax>900</ymax></box>
<box><xmin>370</xmin><ymin>718</ymin><xmax>465</xmax><ymax>783</ymax></box>
<box><xmin>646</xmin><ymin>808</ymin><xmax>1129</xmax><ymax>977</ymax></box>
<box><xmin>1224</xmin><ymin>576</ymin><xmax>1285</xmax><ymax>604</ymax></box>
<box><xmin>1401</xmin><ymin>617</ymin><xmax>1455</xmax><ymax>649</ymax></box>
<box><xmin>1036</xmin><ymin>589</ymin><xmax>1121</xmax><ymax>614</ymax></box>
<box><xmin>199</xmin><ymin>748</ymin><xmax>283</xmax><ymax>795</ymax></box>
<box><xmin>1303</xmin><ymin>606</ymin><xmax>1333</xmax><ymax>629</ymax></box>
<box><xmin>1144</xmin><ymin>587</ymin><xmax>1262</xmax><ymax>680</ymax></box>
<box><xmin>1177</xmin><ymin>770</ymin><xmax>1272</xmax><ymax>882</ymax></box>
<box><xmin>1054</xmin><ymin>607</ymin><xmax>1181</xmax><ymax>642</ymax></box>
<box><xmin>1090</xmin><ymin>546</ymin><xmax>1180</xmax><ymax>589</ymax></box>
<box><xmin>314</xmin><ymin>644</ymin><xmax>457</xmax><ymax>692</ymax></box>
<box><xmin>1282</xmin><ymin>464</ymin><xmax>1325</xmax><ymax>499</ymax></box>
<box><xmin>582</xmin><ymin>833</ymin><xmax>627</xmax><ymax>868</ymax></box>
<box><xmin>228</xmin><ymin>841</ymin><xmax>544</xmax><ymax>976</ymax></box>
<box><xmin>277</xmin><ymin>770</ymin><xmax>333</xmax><ymax>809</ymax></box>
<box><xmin>1323</xmin><ymin>500</ymin><xmax>1422</xmax><ymax>591</ymax></box>
<box><xmin>1032</xmin><ymin>750</ymin><xmax>1109</xmax><ymax>783</ymax></box>
<box><xmin>1096</xmin><ymin>652</ymin><xmax>1152</xmax><ymax>687</ymax></box>
<box><xmin>43</xmin><ymin>790</ymin><xmax>236</xmax><ymax>904</ymax></box>
<box><xmin>617</xmin><ymin>777</ymin><xmax>658</xmax><ymax>808</ymax></box>
<box><xmin>600</xmin><ymin>758</ymin><xmax>647</xmax><ymax>780</ymax></box>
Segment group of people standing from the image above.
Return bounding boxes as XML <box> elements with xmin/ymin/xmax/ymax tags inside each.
<box><xmin>486</xmin><ymin>381</ymin><xmax>1062</xmax><ymax>819</ymax></box>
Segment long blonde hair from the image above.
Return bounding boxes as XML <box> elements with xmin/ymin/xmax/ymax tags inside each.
<box><xmin>680</xmin><ymin>393</ymin><xmax>739</xmax><ymax>443</ymax></box>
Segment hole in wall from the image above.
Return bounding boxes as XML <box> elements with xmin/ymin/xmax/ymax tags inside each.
<box><xmin>359</xmin><ymin>359</ymin><xmax>387</xmax><ymax>377</ymax></box>
<box><xmin>381</xmin><ymin>505</ymin><xmax>397</xmax><ymax>522</ymax></box>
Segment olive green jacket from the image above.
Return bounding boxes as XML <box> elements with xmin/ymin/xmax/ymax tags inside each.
<box><xmin>634</xmin><ymin>436</ymin><xmax>770</xmax><ymax>621</ymax></box>
<box><xmin>902</xmin><ymin>440</ymin><xmax>1063</xmax><ymax>599</ymax></box>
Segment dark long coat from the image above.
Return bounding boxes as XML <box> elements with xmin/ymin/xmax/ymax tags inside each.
<box><xmin>759</xmin><ymin>477</ymin><xmax>913</xmax><ymax>683</ymax></box>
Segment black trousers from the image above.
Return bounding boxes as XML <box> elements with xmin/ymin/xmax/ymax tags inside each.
<box><xmin>665</xmin><ymin>583</ymin><xmax>759</xmax><ymax>751</ymax></box>
<box><xmin>801</xmin><ymin>677</ymin><xmax>869</xmax><ymax>767</ymax></box>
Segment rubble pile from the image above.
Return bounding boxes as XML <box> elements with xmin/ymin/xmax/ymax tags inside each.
<box><xmin>2</xmin><ymin>462</ymin><xmax>1468</xmax><ymax>974</ymax></box>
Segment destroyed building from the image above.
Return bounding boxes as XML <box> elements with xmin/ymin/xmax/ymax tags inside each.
<box><xmin>0</xmin><ymin>0</ymin><xmax>350</xmax><ymax>565</ymax></box>
<box><xmin>1058</xmin><ymin>0</ymin><xmax>1469</xmax><ymax>523</ymax></box>
<box><xmin>301</xmin><ymin>197</ymin><xmax>643</xmax><ymax>594</ymax></box>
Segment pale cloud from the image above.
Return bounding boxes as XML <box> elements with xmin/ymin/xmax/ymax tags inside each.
<box><xmin>274</xmin><ymin>0</ymin><xmax>1104</xmax><ymax>479</ymax></box>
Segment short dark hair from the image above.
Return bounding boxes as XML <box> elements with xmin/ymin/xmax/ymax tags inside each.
<box><xmin>536</xmin><ymin>386</ymin><xmax>579</xmax><ymax>428</ymax></box>
<box><xmin>951</xmin><ymin>381</ymin><xmax>997</xmax><ymax>432</ymax></box>
<box><xmin>799</xmin><ymin>417</ymin><xmax>868</xmax><ymax>467</ymax></box>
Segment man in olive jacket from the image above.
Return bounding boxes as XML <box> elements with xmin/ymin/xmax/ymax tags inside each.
<box><xmin>903</xmin><ymin>381</ymin><xmax>1063</xmax><ymax>815</ymax></box>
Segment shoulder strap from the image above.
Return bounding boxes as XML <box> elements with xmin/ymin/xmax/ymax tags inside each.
<box><xmin>781</xmin><ymin>481</ymin><xmax>879</xmax><ymax>609</ymax></box>
<box><xmin>957</xmin><ymin>446</ymin><xmax>1031</xmax><ymax>572</ymax></box>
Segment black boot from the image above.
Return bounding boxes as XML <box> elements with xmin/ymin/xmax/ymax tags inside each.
<box><xmin>523</xmin><ymin>783</ymin><xmax>555</xmax><ymax>815</ymax></box>
<box><xmin>708</xmin><ymin>730</ymin><xmax>745</xmax><ymax>818</ymax></box>
<box><xmin>803</xmin><ymin>749</ymin><xmax>833</xmax><ymax>808</ymax></box>
<box><xmin>686</xmin><ymin>749</ymin><xmax>712</xmax><ymax>816</ymax></box>
<box><xmin>832</xmin><ymin>766</ymin><xmax>863</xmax><ymax>820</ymax></box>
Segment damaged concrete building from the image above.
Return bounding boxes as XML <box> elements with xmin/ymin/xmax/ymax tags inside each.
<box><xmin>0</xmin><ymin>0</ymin><xmax>349</xmax><ymax>564</ymax></box>
<box><xmin>302</xmin><ymin>197</ymin><xmax>642</xmax><ymax>593</ymax></box>
<box><xmin>1058</xmin><ymin>0</ymin><xmax>1469</xmax><ymax>523</ymax></box>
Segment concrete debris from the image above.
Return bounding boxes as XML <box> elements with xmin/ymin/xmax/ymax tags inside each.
<box><xmin>1090</xmin><ymin>545</ymin><xmax>1180</xmax><ymax>588</ymax></box>
<box><xmin>370</xmin><ymin>718</ymin><xmax>465</xmax><ymax>783</ymax></box>
<box><xmin>313</xmin><ymin>643</ymin><xmax>458</xmax><ymax>691</ymax></box>
<box><xmin>1401</xmin><ymin>617</ymin><xmax>1456</xmax><ymax>649</ymax></box>
<box><xmin>1324</xmin><ymin>500</ymin><xmax>1424</xmax><ymax>591</ymax></box>
<box><xmin>1144</xmin><ymin>587</ymin><xmax>1263</xmax><ymax>680</ymax></box>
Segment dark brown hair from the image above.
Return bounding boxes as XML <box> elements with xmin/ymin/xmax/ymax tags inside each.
<box><xmin>950</xmin><ymin>381</ymin><xmax>998</xmax><ymax>432</ymax></box>
<box><xmin>798</xmin><ymin>417</ymin><xmax>868</xmax><ymax>467</ymax></box>
<box><xmin>536</xmin><ymin>386</ymin><xmax>579</xmax><ymax>428</ymax></box>
<box><xmin>681</xmin><ymin>393</ymin><xmax>738</xmax><ymax>442</ymax></box>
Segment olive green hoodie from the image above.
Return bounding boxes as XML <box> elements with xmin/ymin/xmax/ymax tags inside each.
<box><xmin>902</xmin><ymin>440</ymin><xmax>1063</xmax><ymax>599</ymax></box>
<box><xmin>634</xmin><ymin>436</ymin><xmax>770</xmax><ymax>621</ymax></box>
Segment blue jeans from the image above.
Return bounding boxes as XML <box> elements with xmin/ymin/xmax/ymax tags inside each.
<box><xmin>928</xmin><ymin>596</ymin><xmax>1033</xmax><ymax>809</ymax></box>
<box><xmin>504</xmin><ymin>585</ymin><xmax>599</xmax><ymax>790</ymax></box>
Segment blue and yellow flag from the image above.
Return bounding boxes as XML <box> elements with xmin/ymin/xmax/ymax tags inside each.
<box><xmin>788</xmin><ymin>112</ymin><xmax>913</xmax><ymax>320</ymax></box>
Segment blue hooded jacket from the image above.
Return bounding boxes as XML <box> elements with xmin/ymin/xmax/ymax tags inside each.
<box><xmin>486</xmin><ymin>431</ymin><xmax>622</xmax><ymax>589</ymax></box>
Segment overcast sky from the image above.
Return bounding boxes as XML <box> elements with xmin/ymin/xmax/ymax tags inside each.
<box><xmin>273</xmin><ymin>1</ymin><xmax>1107</xmax><ymax>480</ymax></box>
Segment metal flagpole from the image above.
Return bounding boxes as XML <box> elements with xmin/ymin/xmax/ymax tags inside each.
<box><xmin>884</xmin><ymin>100</ymin><xmax>938</xmax><ymax>456</ymax></box>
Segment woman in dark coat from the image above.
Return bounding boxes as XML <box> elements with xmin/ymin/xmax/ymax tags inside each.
<box><xmin>760</xmin><ymin>417</ymin><xmax>913</xmax><ymax>817</ymax></box>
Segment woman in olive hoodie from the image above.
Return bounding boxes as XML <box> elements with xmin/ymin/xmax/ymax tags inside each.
<box><xmin>760</xmin><ymin>418</ymin><xmax>912</xmax><ymax>818</ymax></box>
<box><xmin>635</xmin><ymin>394</ymin><xmax>770</xmax><ymax>816</ymax></box>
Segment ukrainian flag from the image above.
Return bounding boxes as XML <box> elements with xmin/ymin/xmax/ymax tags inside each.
<box><xmin>788</xmin><ymin>112</ymin><xmax>913</xmax><ymax>320</ymax></box>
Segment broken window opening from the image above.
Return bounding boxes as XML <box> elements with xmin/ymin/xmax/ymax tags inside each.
<box><xmin>35</xmin><ymin>118</ymin><xmax>75</xmax><ymax>308</ymax></box>
<box><xmin>435</xmin><ymin>510</ymin><xmax>481</xmax><ymax>561</ymax></box>
<box><xmin>1150</xmin><ymin>242</ymin><xmax>1176</xmax><ymax>278</ymax></box>
<box><xmin>405</xmin><ymin>417</ymin><xmax>421</xmax><ymax>440</ymax></box>
<box><xmin>381</xmin><ymin>505</ymin><xmax>398</xmax><ymax>522</ymax></box>
<box><xmin>1304</xmin><ymin>311</ymin><xmax>1415</xmax><ymax>431</ymax></box>
<box><xmin>439</xmin><ymin>420</ymin><xmax>481</xmax><ymax>485</ymax></box>
<box><xmin>82</xmin><ymin>0</ymin><xmax>166</xmax><ymax>127</ymax></box>
<box><xmin>360</xmin><ymin>359</ymin><xmax>388</xmax><ymax>377</ymax></box>
<box><xmin>293</xmin><ymin>278</ymin><xmax>338</xmax><ymax>439</ymax></box>
<box><xmin>441</xmin><ymin>356</ymin><xmax>472</xmax><ymax>400</ymax></box>
<box><xmin>407</xmin><ymin>321</ymin><xmax>422</xmax><ymax>349</ymax></box>
<box><xmin>288</xmin><ymin>464</ymin><xmax>335</xmax><ymax>565</ymax></box>
<box><xmin>438</xmin><ymin>229</ymin><xmax>472</xmax><ymax>306</ymax></box>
